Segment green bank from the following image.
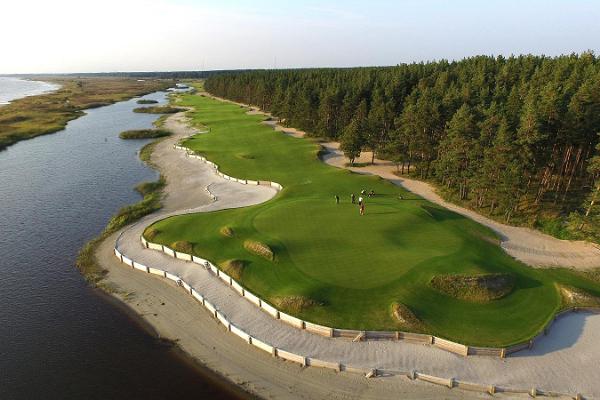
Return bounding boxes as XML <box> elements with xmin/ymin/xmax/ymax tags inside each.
<box><xmin>146</xmin><ymin>93</ymin><xmax>600</xmax><ymax>347</ymax></box>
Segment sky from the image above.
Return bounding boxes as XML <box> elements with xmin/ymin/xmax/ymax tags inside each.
<box><xmin>2</xmin><ymin>0</ymin><xmax>600</xmax><ymax>74</ymax></box>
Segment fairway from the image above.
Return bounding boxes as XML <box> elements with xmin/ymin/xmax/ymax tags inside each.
<box><xmin>147</xmin><ymin>93</ymin><xmax>600</xmax><ymax>347</ymax></box>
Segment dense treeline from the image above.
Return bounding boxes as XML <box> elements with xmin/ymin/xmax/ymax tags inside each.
<box><xmin>205</xmin><ymin>54</ymin><xmax>600</xmax><ymax>242</ymax></box>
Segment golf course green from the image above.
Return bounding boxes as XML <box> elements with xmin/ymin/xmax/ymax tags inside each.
<box><xmin>146</xmin><ymin>93</ymin><xmax>600</xmax><ymax>347</ymax></box>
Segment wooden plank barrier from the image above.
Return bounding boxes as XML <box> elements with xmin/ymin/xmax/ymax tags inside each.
<box><xmin>398</xmin><ymin>332</ymin><xmax>433</xmax><ymax>344</ymax></box>
<box><xmin>191</xmin><ymin>288</ymin><xmax>204</xmax><ymax>303</ymax></box>
<box><xmin>276</xmin><ymin>349</ymin><xmax>306</xmax><ymax>366</ymax></box>
<box><xmin>243</xmin><ymin>290</ymin><xmax>261</xmax><ymax>307</ymax></box>
<box><xmin>165</xmin><ymin>272</ymin><xmax>180</xmax><ymax>282</ymax></box>
<box><xmin>365</xmin><ymin>331</ymin><xmax>396</xmax><ymax>340</ymax></box>
<box><xmin>218</xmin><ymin>271</ymin><xmax>232</xmax><ymax>286</ymax></box>
<box><xmin>216</xmin><ymin>311</ymin><xmax>230</xmax><ymax>329</ymax></box>
<box><xmin>148</xmin><ymin>242</ymin><xmax>163</xmax><ymax>251</ymax></box>
<box><xmin>230</xmin><ymin>324</ymin><xmax>251</xmax><ymax>342</ymax></box>
<box><xmin>433</xmin><ymin>336</ymin><xmax>469</xmax><ymax>356</ymax></box>
<box><xmin>305</xmin><ymin>321</ymin><xmax>333</xmax><ymax>337</ymax></box>
<box><xmin>148</xmin><ymin>267</ymin><xmax>164</xmax><ymax>276</ymax></box>
<box><xmin>250</xmin><ymin>337</ymin><xmax>274</xmax><ymax>354</ymax></box>
<box><xmin>261</xmin><ymin>301</ymin><xmax>280</xmax><ymax>319</ymax></box>
<box><xmin>455</xmin><ymin>380</ymin><xmax>496</xmax><ymax>394</ymax></box>
<box><xmin>416</xmin><ymin>372</ymin><xmax>454</xmax><ymax>388</ymax></box>
<box><xmin>231</xmin><ymin>280</ymin><xmax>245</xmax><ymax>296</ymax></box>
<box><xmin>163</xmin><ymin>247</ymin><xmax>176</xmax><ymax>257</ymax></box>
<box><xmin>306</xmin><ymin>357</ymin><xmax>340</xmax><ymax>371</ymax></box>
<box><xmin>333</xmin><ymin>329</ymin><xmax>363</xmax><ymax>339</ymax></box>
<box><xmin>175</xmin><ymin>251</ymin><xmax>192</xmax><ymax>261</ymax></box>
<box><xmin>468</xmin><ymin>347</ymin><xmax>504</xmax><ymax>357</ymax></box>
<box><xmin>279</xmin><ymin>312</ymin><xmax>305</xmax><ymax>329</ymax></box>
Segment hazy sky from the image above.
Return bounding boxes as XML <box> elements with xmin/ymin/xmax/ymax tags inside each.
<box><xmin>3</xmin><ymin>0</ymin><xmax>600</xmax><ymax>74</ymax></box>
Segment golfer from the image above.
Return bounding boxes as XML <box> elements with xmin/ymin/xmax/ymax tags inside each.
<box><xmin>335</xmin><ymin>195</ymin><xmax>339</xmax><ymax>204</ymax></box>
<box><xmin>360</xmin><ymin>203</ymin><xmax>365</xmax><ymax>215</ymax></box>
<box><xmin>351</xmin><ymin>193</ymin><xmax>356</xmax><ymax>204</ymax></box>
<box><xmin>358</xmin><ymin>196</ymin><xmax>364</xmax><ymax>206</ymax></box>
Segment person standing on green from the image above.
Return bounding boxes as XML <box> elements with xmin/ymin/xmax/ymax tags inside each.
<box><xmin>335</xmin><ymin>195</ymin><xmax>339</xmax><ymax>204</ymax></box>
<box><xmin>351</xmin><ymin>193</ymin><xmax>356</xmax><ymax>204</ymax></box>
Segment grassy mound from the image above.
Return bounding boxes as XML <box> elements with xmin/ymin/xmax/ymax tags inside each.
<box><xmin>145</xmin><ymin>227</ymin><xmax>160</xmax><ymax>241</ymax></box>
<box><xmin>119</xmin><ymin>129</ymin><xmax>170</xmax><ymax>139</ymax></box>
<box><xmin>430</xmin><ymin>273</ymin><xmax>515</xmax><ymax>302</ymax></box>
<box><xmin>243</xmin><ymin>240</ymin><xmax>274</xmax><ymax>261</ymax></box>
<box><xmin>391</xmin><ymin>302</ymin><xmax>424</xmax><ymax>331</ymax></box>
<box><xmin>559</xmin><ymin>285</ymin><xmax>600</xmax><ymax>309</ymax></box>
<box><xmin>136</xmin><ymin>99</ymin><xmax>159</xmax><ymax>104</ymax></box>
<box><xmin>171</xmin><ymin>240</ymin><xmax>194</xmax><ymax>254</ymax></box>
<box><xmin>220</xmin><ymin>226</ymin><xmax>235</xmax><ymax>238</ymax></box>
<box><xmin>133</xmin><ymin>106</ymin><xmax>180</xmax><ymax>114</ymax></box>
<box><xmin>273</xmin><ymin>296</ymin><xmax>319</xmax><ymax>313</ymax></box>
<box><xmin>219</xmin><ymin>259</ymin><xmax>246</xmax><ymax>280</ymax></box>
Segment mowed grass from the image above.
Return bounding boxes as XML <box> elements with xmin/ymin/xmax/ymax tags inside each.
<box><xmin>147</xmin><ymin>94</ymin><xmax>600</xmax><ymax>347</ymax></box>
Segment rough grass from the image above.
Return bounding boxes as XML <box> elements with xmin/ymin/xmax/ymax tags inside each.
<box><xmin>119</xmin><ymin>129</ymin><xmax>170</xmax><ymax>139</ymax></box>
<box><xmin>243</xmin><ymin>240</ymin><xmax>274</xmax><ymax>261</ymax></box>
<box><xmin>219</xmin><ymin>259</ymin><xmax>246</xmax><ymax>280</ymax></box>
<box><xmin>220</xmin><ymin>226</ymin><xmax>235</xmax><ymax>238</ymax></box>
<box><xmin>559</xmin><ymin>285</ymin><xmax>600</xmax><ymax>309</ymax></box>
<box><xmin>145</xmin><ymin>94</ymin><xmax>600</xmax><ymax>346</ymax></box>
<box><xmin>391</xmin><ymin>302</ymin><xmax>424</xmax><ymax>331</ymax></box>
<box><xmin>0</xmin><ymin>78</ymin><xmax>172</xmax><ymax>152</ymax></box>
<box><xmin>430</xmin><ymin>273</ymin><xmax>515</xmax><ymax>302</ymax></box>
<box><xmin>171</xmin><ymin>240</ymin><xmax>194</xmax><ymax>254</ymax></box>
<box><xmin>273</xmin><ymin>296</ymin><xmax>319</xmax><ymax>313</ymax></box>
<box><xmin>137</xmin><ymin>99</ymin><xmax>159</xmax><ymax>104</ymax></box>
<box><xmin>133</xmin><ymin>106</ymin><xmax>180</xmax><ymax>114</ymax></box>
<box><xmin>145</xmin><ymin>227</ymin><xmax>160</xmax><ymax>241</ymax></box>
<box><xmin>77</xmin><ymin>176</ymin><xmax>165</xmax><ymax>284</ymax></box>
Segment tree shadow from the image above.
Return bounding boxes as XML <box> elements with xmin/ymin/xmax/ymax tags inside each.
<box><xmin>420</xmin><ymin>205</ymin><xmax>462</xmax><ymax>221</ymax></box>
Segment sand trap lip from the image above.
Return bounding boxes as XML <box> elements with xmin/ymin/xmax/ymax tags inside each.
<box><xmin>106</xmin><ymin>100</ymin><xmax>600</xmax><ymax>397</ymax></box>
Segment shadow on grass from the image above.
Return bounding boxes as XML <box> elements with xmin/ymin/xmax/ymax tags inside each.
<box><xmin>511</xmin><ymin>311</ymin><xmax>592</xmax><ymax>356</ymax></box>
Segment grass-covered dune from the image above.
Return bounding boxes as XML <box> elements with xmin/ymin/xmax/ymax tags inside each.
<box><xmin>119</xmin><ymin>129</ymin><xmax>170</xmax><ymax>139</ymax></box>
<box><xmin>133</xmin><ymin>105</ymin><xmax>180</xmax><ymax>114</ymax></box>
<box><xmin>0</xmin><ymin>78</ymin><xmax>172</xmax><ymax>151</ymax></box>
<box><xmin>146</xmin><ymin>94</ymin><xmax>600</xmax><ymax>347</ymax></box>
<box><xmin>136</xmin><ymin>99</ymin><xmax>159</xmax><ymax>104</ymax></box>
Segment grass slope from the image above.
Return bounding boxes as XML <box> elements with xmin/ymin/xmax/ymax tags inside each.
<box><xmin>147</xmin><ymin>93</ymin><xmax>600</xmax><ymax>346</ymax></box>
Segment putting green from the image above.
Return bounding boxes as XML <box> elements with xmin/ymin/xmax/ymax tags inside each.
<box><xmin>147</xmin><ymin>93</ymin><xmax>600</xmax><ymax>347</ymax></box>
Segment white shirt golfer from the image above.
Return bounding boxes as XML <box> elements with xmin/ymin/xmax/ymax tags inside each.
<box><xmin>358</xmin><ymin>196</ymin><xmax>364</xmax><ymax>204</ymax></box>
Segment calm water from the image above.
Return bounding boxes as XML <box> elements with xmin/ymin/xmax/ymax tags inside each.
<box><xmin>0</xmin><ymin>87</ymin><xmax>246</xmax><ymax>399</ymax></box>
<box><xmin>0</xmin><ymin>77</ymin><xmax>60</xmax><ymax>104</ymax></box>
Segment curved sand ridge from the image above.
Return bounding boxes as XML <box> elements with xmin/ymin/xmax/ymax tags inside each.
<box><xmin>107</xmin><ymin>106</ymin><xmax>600</xmax><ymax>398</ymax></box>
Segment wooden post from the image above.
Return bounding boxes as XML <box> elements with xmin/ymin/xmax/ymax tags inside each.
<box><xmin>500</xmin><ymin>348</ymin><xmax>506</xmax><ymax>358</ymax></box>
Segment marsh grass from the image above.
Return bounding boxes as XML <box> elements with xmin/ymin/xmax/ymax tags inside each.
<box><xmin>133</xmin><ymin>106</ymin><xmax>180</xmax><ymax>114</ymax></box>
<box><xmin>119</xmin><ymin>129</ymin><xmax>170</xmax><ymax>139</ymax></box>
<box><xmin>0</xmin><ymin>77</ymin><xmax>172</xmax><ymax>151</ymax></box>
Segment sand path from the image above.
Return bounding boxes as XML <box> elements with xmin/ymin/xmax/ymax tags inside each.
<box><xmin>97</xmin><ymin>107</ymin><xmax>600</xmax><ymax>398</ymax></box>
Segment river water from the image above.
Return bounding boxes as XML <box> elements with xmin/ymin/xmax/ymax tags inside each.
<box><xmin>0</xmin><ymin>83</ymin><xmax>245</xmax><ymax>399</ymax></box>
